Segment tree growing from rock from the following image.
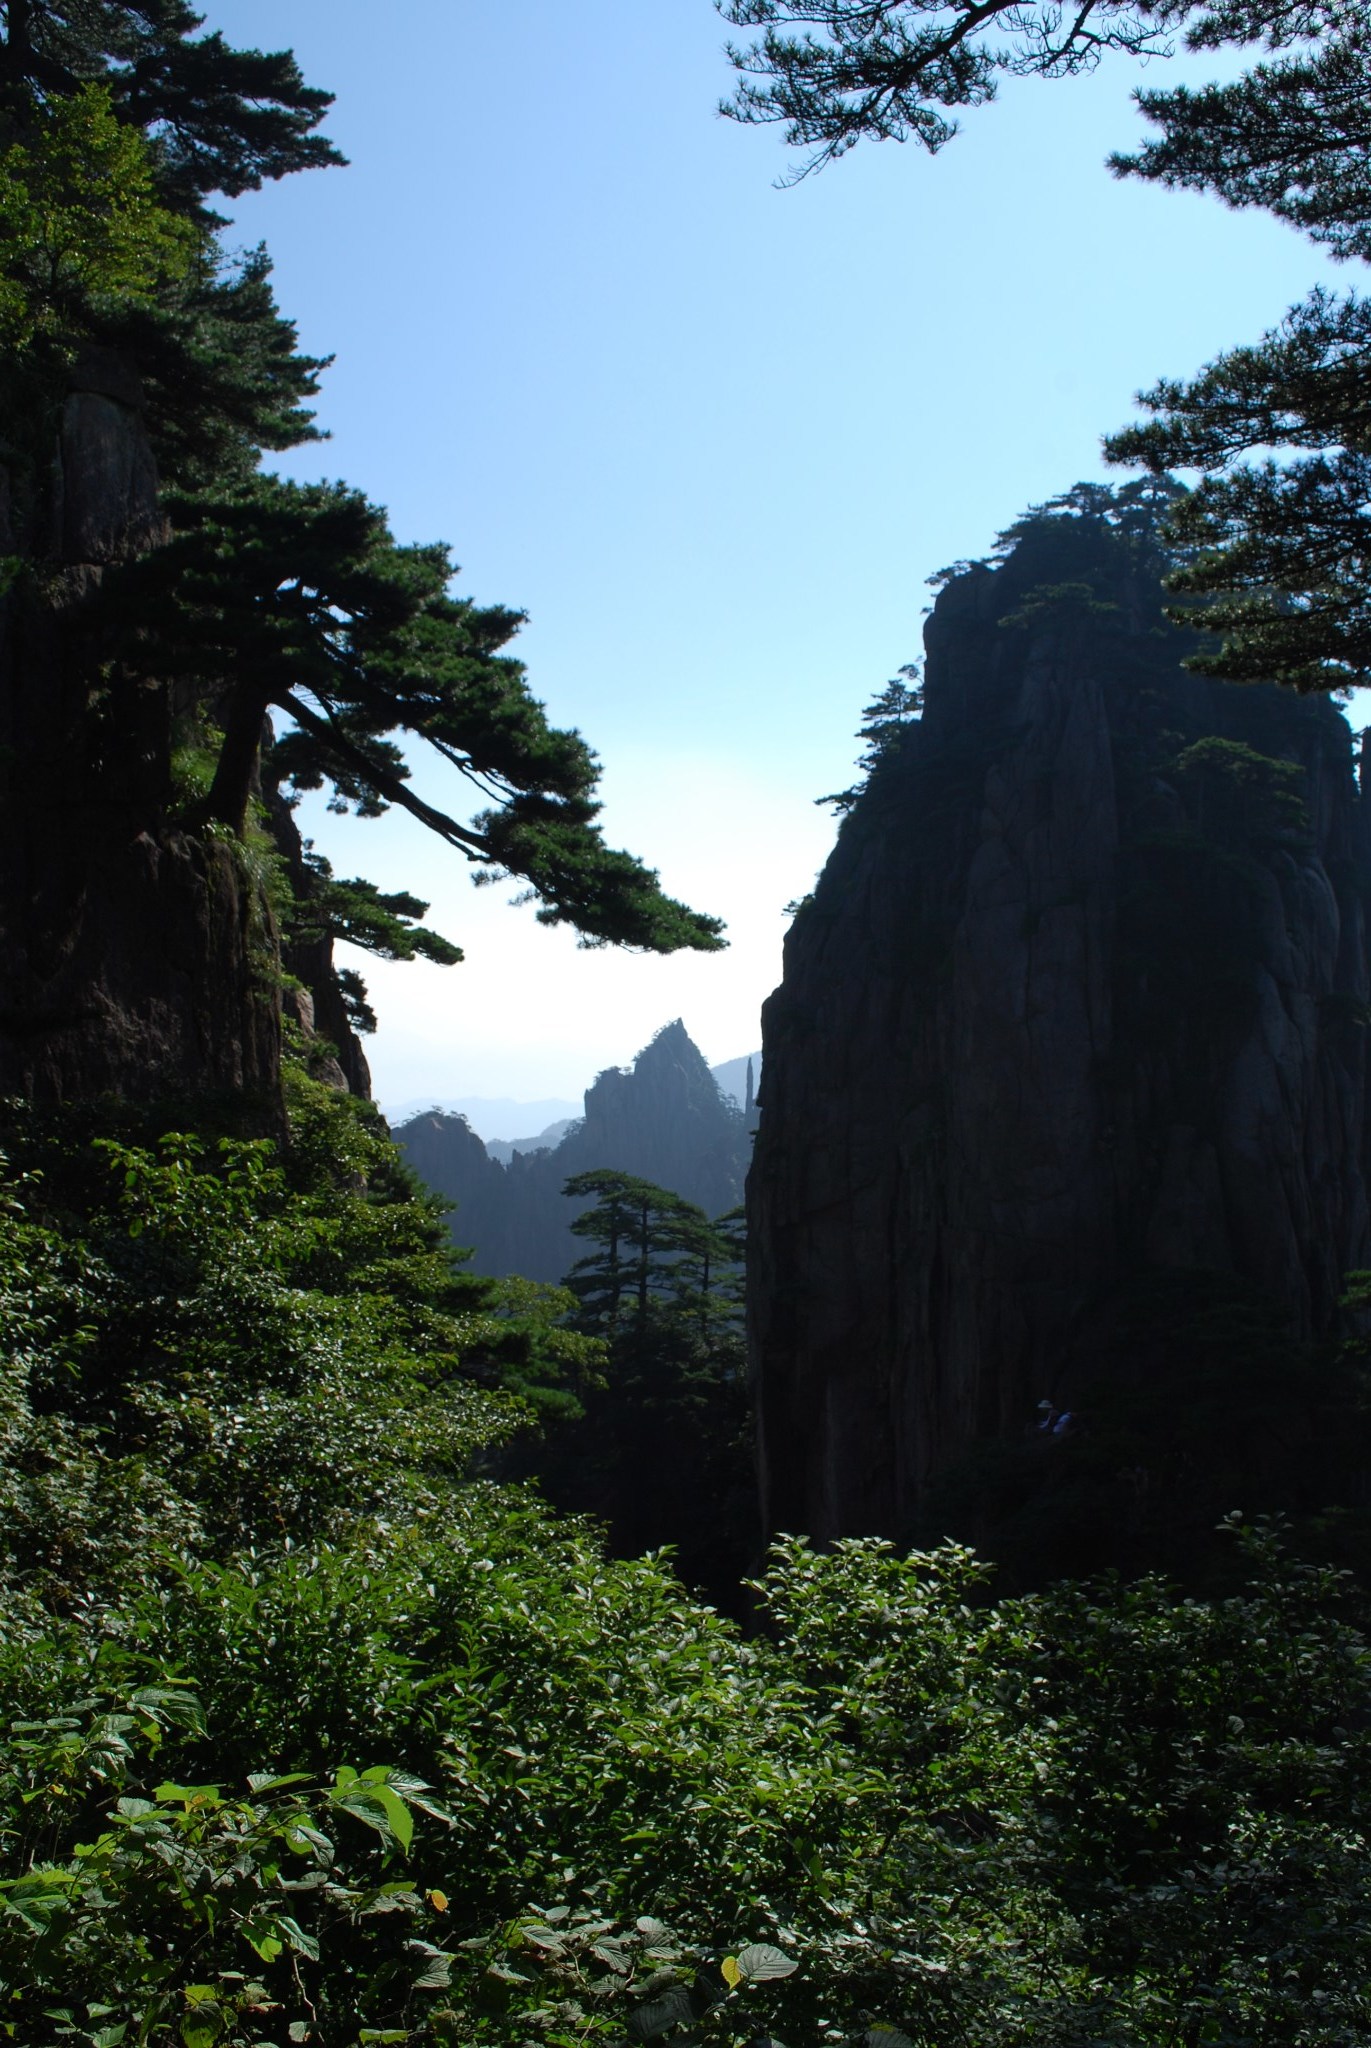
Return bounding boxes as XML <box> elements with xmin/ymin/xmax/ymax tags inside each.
<box><xmin>0</xmin><ymin>2</ymin><xmax>722</xmax><ymax>1097</ymax></box>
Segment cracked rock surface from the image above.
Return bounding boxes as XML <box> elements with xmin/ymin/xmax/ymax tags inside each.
<box><xmin>749</xmin><ymin>511</ymin><xmax>1371</xmax><ymax>1544</ymax></box>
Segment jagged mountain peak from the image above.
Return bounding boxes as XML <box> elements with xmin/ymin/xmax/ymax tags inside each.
<box><xmin>394</xmin><ymin>1018</ymin><xmax>749</xmax><ymax>1280</ymax></box>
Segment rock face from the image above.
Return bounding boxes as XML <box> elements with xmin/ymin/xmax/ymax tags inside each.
<box><xmin>270</xmin><ymin>794</ymin><xmax>372</xmax><ymax>1100</ymax></box>
<box><xmin>0</xmin><ymin>350</ymin><xmax>279</xmax><ymax>1109</ymax></box>
<box><xmin>749</xmin><ymin>498</ymin><xmax>1371</xmax><ymax>1545</ymax></box>
<box><xmin>0</xmin><ymin>349</ymin><xmax>367</xmax><ymax>1113</ymax></box>
<box><xmin>394</xmin><ymin>1107</ymin><xmax>518</xmax><ymax>1264</ymax></box>
<box><xmin>395</xmin><ymin>1020</ymin><xmax>749</xmax><ymax>1280</ymax></box>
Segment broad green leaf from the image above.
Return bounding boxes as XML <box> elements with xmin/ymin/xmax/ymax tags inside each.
<box><xmin>734</xmin><ymin>1944</ymin><xmax>797</xmax><ymax>1984</ymax></box>
<box><xmin>242</xmin><ymin>1920</ymin><xmax>284</xmax><ymax>1964</ymax></box>
<box><xmin>276</xmin><ymin>1914</ymin><xmax>320</xmax><ymax>1962</ymax></box>
<box><xmin>3</xmin><ymin>1878</ymin><xmax>68</xmax><ymax>1932</ymax></box>
<box><xmin>154</xmin><ymin>1782</ymin><xmax>221</xmax><ymax>1808</ymax></box>
<box><xmin>333</xmin><ymin>1781</ymin><xmax>413</xmax><ymax>1853</ymax></box>
<box><xmin>284</xmin><ymin>1822</ymin><xmax>333</xmax><ymax>1859</ymax></box>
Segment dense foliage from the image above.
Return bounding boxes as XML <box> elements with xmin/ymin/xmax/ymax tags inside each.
<box><xmin>3</xmin><ymin>1092</ymin><xmax>1371</xmax><ymax>2041</ymax></box>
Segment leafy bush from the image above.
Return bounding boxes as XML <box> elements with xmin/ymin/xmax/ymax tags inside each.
<box><xmin>0</xmin><ymin>1680</ymin><xmax>457</xmax><ymax>2045</ymax></box>
<box><xmin>2</xmin><ymin>1089</ymin><xmax>1369</xmax><ymax>2043</ymax></box>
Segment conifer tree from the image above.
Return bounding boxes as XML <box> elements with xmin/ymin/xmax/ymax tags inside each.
<box><xmin>818</xmin><ymin>662</ymin><xmax>923</xmax><ymax>812</ymax></box>
<box><xmin>562</xmin><ymin>1170</ymin><xmax>704</xmax><ymax>1331</ymax></box>
<box><xmin>538</xmin><ymin>1171</ymin><xmax>751</xmax><ymax>1600</ymax></box>
<box><xmin>717</xmin><ymin>0</ymin><xmax>1371</xmax><ymax>691</ymax></box>
<box><xmin>0</xmin><ymin>1</ymin><xmax>344</xmax><ymax>210</ymax></box>
<box><xmin>0</xmin><ymin>0</ymin><xmax>722</xmax><ymax>1073</ymax></box>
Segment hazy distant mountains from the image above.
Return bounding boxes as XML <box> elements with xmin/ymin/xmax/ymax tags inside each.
<box><xmin>708</xmin><ymin>1054</ymin><xmax>762</xmax><ymax>1119</ymax></box>
<box><xmin>392</xmin><ymin>1022</ymin><xmax>759</xmax><ymax>1281</ymax></box>
<box><xmin>383</xmin><ymin>1094</ymin><xmax>580</xmax><ymax>1141</ymax></box>
<box><xmin>386</xmin><ymin>1050</ymin><xmax>760</xmax><ymax>1153</ymax></box>
<box><xmin>485</xmin><ymin>1120</ymin><xmax>575</xmax><ymax>1166</ymax></box>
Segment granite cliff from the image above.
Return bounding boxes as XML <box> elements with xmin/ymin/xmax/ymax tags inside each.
<box><xmin>749</xmin><ymin>487</ymin><xmax>1371</xmax><ymax>1555</ymax></box>
<box><xmin>0</xmin><ymin>348</ymin><xmax>367</xmax><ymax>1113</ymax></box>
<box><xmin>395</xmin><ymin>1020</ymin><xmax>748</xmax><ymax>1280</ymax></box>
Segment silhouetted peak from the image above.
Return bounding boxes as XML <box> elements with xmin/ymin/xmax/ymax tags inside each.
<box><xmin>395</xmin><ymin>1019</ymin><xmax>748</xmax><ymax>1281</ymax></box>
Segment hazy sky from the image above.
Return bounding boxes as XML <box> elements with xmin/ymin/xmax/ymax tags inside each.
<box><xmin>216</xmin><ymin>1</ymin><xmax>1343</xmax><ymax>1109</ymax></box>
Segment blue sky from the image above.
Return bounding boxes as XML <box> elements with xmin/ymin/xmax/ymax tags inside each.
<box><xmin>216</xmin><ymin>1</ymin><xmax>1345</xmax><ymax>1109</ymax></box>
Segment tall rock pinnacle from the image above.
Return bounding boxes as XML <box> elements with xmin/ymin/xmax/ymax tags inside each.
<box><xmin>748</xmin><ymin>490</ymin><xmax>1371</xmax><ymax>1549</ymax></box>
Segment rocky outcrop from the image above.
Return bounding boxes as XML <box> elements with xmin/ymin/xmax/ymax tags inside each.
<box><xmin>0</xmin><ymin>350</ymin><xmax>370</xmax><ymax>1115</ymax></box>
<box><xmin>749</xmin><ymin>497</ymin><xmax>1371</xmax><ymax>1546</ymax></box>
<box><xmin>393</xmin><ymin>1107</ymin><xmax>517</xmax><ymax>1264</ymax></box>
<box><xmin>395</xmin><ymin>1020</ymin><xmax>749</xmax><ymax>1279</ymax></box>
<box><xmin>270</xmin><ymin>793</ymin><xmax>372</xmax><ymax>1099</ymax></box>
<box><xmin>50</xmin><ymin>347</ymin><xmax>166</xmax><ymax>568</ymax></box>
<box><xmin>0</xmin><ymin>349</ymin><xmax>284</xmax><ymax>1111</ymax></box>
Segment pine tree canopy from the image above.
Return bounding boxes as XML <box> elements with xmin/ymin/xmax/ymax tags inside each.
<box><xmin>101</xmin><ymin>474</ymin><xmax>723</xmax><ymax>951</ymax></box>
<box><xmin>1105</xmin><ymin>291</ymin><xmax>1371</xmax><ymax>689</ymax></box>
<box><xmin>1115</xmin><ymin>31</ymin><xmax>1371</xmax><ymax>259</ymax></box>
<box><xmin>562</xmin><ymin>1170</ymin><xmax>740</xmax><ymax>1337</ymax></box>
<box><xmin>717</xmin><ymin>0</ymin><xmax>1177</xmax><ymax>173</ymax></box>
<box><xmin>0</xmin><ymin>5</ymin><xmax>723</xmax><ymax>966</ymax></box>
<box><xmin>719</xmin><ymin>0</ymin><xmax>1371</xmax><ymax>692</ymax></box>
<box><xmin>290</xmin><ymin>858</ymin><xmax>464</xmax><ymax>971</ymax></box>
<box><xmin>0</xmin><ymin>0</ymin><xmax>344</xmax><ymax>211</ymax></box>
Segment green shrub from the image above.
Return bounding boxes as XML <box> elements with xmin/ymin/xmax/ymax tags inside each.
<box><xmin>3</xmin><ymin>1092</ymin><xmax>1369</xmax><ymax>2043</ymax></box>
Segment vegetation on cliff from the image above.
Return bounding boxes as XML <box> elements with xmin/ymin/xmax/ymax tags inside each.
<box><xmin>0</xmin><ymin>0</ymin><xmax>721</xmax><ymax>1113</ymax></box>
<box><xmin>4</xmin><ymin>1088</ymin><xmax>1371</xmax><ymax>2043</ymax></box>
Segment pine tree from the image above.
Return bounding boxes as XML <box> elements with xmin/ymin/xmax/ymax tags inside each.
<box><xmin>717</xmin><ymin>0</ymin><xmax>1371</xmax><ymax>691</ymax></box>
<box><xmin>100</xmin><ymin>473</ymin><xmax>723</xmax><ymax>950</ymax></box>
<box><xmin>562</xmin><ymin>1170</ymin><xmax>704</xmax><ymax>1332</ymax></box>
<box><xmin>0</xmin><ymin>3</ymin><xmax>721</xmax><ymax>1103</ymax></box>
<box><xmin>534</xmin><ymin>1171</ymin><xmax>752</xmax><ymax>1601</ymax></box>
<box><xmin>717</xmin><ymin>0</ymin><xmax>1174</xmax><ymax>175</ymax></box>
<box><xmin>0</xmin><ymin>2</ymin><xmax>344</xmax><ymax>212</ymax></box>
<box><xmin>818</xmin><ymin>662</ymin><xmax>923</xmax><ymax>812</ymax></box>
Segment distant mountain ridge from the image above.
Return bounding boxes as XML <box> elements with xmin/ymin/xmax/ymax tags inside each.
<box><xmin>394</xmin><ymin>1021</ymin><xmax>752</xmax><ymax>1280</ymax></box>
<box><xmin>486</xmin><ymin>1119</ymin><xmax>576</xmax><ymax>1165</ymax></box>
<box><xmin>384</xmin><ymin>1051</ymin><xmax>759</xmax><ymax>1149</ymax></box>
<box><xmin>383</xmin><ymin>1095</ymin><xmax>579</xmax><ymax>1142</ymax></box>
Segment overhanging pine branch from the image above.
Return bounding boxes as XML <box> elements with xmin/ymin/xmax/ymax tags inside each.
<box><xmin>280</xmin><ymin>692</ymin><xmax>491</xmax><ymax>860</ymax></box>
